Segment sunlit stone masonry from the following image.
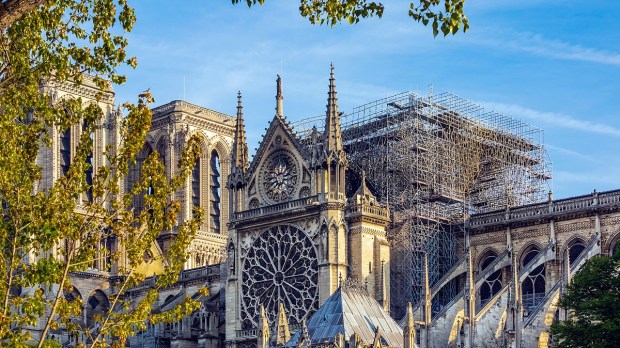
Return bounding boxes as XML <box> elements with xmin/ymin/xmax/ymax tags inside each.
<box><xmin>29</xmin><ymin>70</ymin><xmax>620</xmax><ymax>348</ymax></box>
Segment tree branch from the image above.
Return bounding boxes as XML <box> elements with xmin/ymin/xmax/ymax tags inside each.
<box><xmin>0</xmin><ymin>0</ymin><xmax>46</xmax><ymax>30</ymax></box>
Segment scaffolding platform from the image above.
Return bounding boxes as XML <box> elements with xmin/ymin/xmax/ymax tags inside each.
<box><xmin>292</xmin><ymin>89</ymin><xmax>551</xmax><ymax>318</ymax></box>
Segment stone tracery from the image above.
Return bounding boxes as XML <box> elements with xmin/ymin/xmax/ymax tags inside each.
<box><xmin>241</xmin><ymin>224</ymin><xmax>318</xmax><ymax>329</ymax></box>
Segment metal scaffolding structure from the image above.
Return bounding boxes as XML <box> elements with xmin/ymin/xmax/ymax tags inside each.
<box><xmin>292</xmin><ymin>90</ymin><xmax>551</xmax><ymax>318</ymax></box>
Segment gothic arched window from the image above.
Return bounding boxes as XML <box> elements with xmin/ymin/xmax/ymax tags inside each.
<box><xmin>478</xmin><ymin>251</ymin><xmax>502</xmax><ymax>308</ymax></box>
<box><xmin>192</xmin><ymin>157</ymin><xmax>201</xmax><ymax>219</ymax></box>
<box><xmin>521</xmin><ymin>246</ymin><xmax>545</xmax><ymax>317</ymax></box>
<box><xmin>60</xmin><ymin>128</ymin><xmax>71</xmax><ymax>176</ymax></box>
<box><xmin>83</xmin><ymin>120</ymin><xmax>94</xmax><ymax>202</ymax></box>
<box><xmin>210</xmin><ymin>150</ymin><xmax>221</xmax><ymax>234</ymax></box>
<box><xmin>564</xmin><ymin>238</ymin><xmax>586</xmax><ymax>274</ymax></box>
<box><xmin>566</xmin><ymin>238</ymin><xmax>586</xmax><ymax>267</ymax></box>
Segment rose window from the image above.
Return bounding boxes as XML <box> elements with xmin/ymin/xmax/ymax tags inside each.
<box><xmin>261</xmin><ymin>152</ymin><xmax>298</xmax><ymax>203</ymax></box>
<box><xmin>241</xmin><ymin>225</ymin><xmax>318</xmax><ymax>329</ymax></box>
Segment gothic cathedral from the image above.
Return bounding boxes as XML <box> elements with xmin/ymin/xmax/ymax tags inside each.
<box><xmin>225</xmin><ymin>67</ymin><xmax>391</xmax><ymax>346</ymax></box>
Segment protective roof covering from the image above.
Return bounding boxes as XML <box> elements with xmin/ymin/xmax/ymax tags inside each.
<box><xmin>285</xmin><ymin>286</ymin><xmax>403</xmax><ymax>347</ymax></box>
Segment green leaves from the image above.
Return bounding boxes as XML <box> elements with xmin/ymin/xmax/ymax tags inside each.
<box><xmin>298</xmin><ymin>0</ymin><xmax>384</xmax><ymax>27</ymax></box>
<box><xmin>0</xmin><ymin>1</ymin><xmax>206</xmax><ymax>346</ymax></box>
<box><xmin>409</xmin><ymin>0</ymin><xmax>468</xmax><ymax>37</ymax></box>
<box><xmin>230</xmin><ymin>0</ymin><xmax>468</xmax><ymax>35</ymax></box>
<box><xmin>550</xmin><ymin>249</ymin><xmax>620</xmax><ymax>347</ymax></box>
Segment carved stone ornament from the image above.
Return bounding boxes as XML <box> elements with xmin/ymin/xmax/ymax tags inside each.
<box><xmin>260</xmin><ymin>151</ymin><xmax>298</xmax><ymax>204</ymax></box>
<box><xmin>241</xmin><ymin>225</ymin><xmax>318</xmax><ymax>329</ymax></box>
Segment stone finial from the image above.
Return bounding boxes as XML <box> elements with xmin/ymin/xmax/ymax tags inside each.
<box><xmin>276</xmin><ymin>74</ymin><xmax>284</xmax><ymax>118</ymax></box>
<box><xmin>257</xmin><ymin>304</ymin><xmax>270</xmax><ymax>348</ymax></box>
<box><xmin>275</xmin><ymin>302</ymin><xmax>291</xmax><ymax>345</ymax></box>
<box><xmin>372</xmin><ymin>327</ymin><xmax>384</xmax><ymax>348</ymax></box>
<box><xmin>334</xmin><ymin>333</ymin><xmax>345</xmax><ymax>348</ymax></box>
<box><xmin>404</xmin><ymin>302</ymin><xmax>416</xmax><ymax>348</ymax></box>
<box><xmin>297</xmin><ymin>319</ymin><xmax>311</xmax><ymax>348</ymax></box>
<box><xmin>354</xmin><ymin>170</ymin><xmax>377</xmax><ymax>204</ymax></box>
<box><xmin>349</xmin><ymin>332</ymin><xmax>362</xmax><ymax>348</ymax></box>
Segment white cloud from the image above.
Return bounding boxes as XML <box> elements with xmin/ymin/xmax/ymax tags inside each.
<box><xmin>468</xmin><ymin>29</ymin><xmax>620</xmax><ymax>66</ymax></box>
<box><xmin>554</xmin><ymin>170</ymin><xmax>619</xmax><ymax>187</ymax></box>
<box><xmin>481</xmin><ymin>102</ymin><xmax>620</xmax><ymax>138</ymax></box>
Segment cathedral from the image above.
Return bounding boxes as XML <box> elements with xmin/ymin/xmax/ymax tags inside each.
<box><xmin>25</xmin><ymin>69</ymin><xmax>620</xmax><ymax>348</ymax></box>
<box><xmin>224</xmin><ymin>69</ymin><xmax>394</xmax><ymax>346</ymax></box>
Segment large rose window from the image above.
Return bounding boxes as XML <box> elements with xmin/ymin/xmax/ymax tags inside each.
<box><xmin>241</xmin><ymin>225</ymin><xmax>318</xmax><ymax>329</ymax></box>
<box><xmin>261</xmin><ymin>152</ymin><xmax>298</xmax><ymax>203</ymax></box>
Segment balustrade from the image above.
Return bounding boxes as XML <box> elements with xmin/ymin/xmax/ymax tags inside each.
<box><xmin>470</xmin><ymin>189</ymin><xmax>620</xmax><ymax>229</ymax></box>
<box><xmin>233</xmin><ymin>195</ymin><xmax>319</xmax><ymax>221</ymax></box>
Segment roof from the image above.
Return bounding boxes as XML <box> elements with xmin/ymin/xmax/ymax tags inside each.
<box><xmin>285</xmin><ymin>286</ymin><xmax>403</xmax><ymax>347</ymax></box>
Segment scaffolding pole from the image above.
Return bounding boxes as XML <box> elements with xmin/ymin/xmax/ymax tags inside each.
<box><xmin>292</xmin><ymin>89</ymin><xmax>551</xmax><ymax>318</ymax></box>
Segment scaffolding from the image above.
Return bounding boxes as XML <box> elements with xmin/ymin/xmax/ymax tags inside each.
<box><xmin>292</xmin><ymin>90</ymin><xmax>551</xmax><ymax>318</ymax></box>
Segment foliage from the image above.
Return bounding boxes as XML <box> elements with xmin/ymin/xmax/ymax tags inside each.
<box><xmin>0</xmin><ymin>1</ymin><xmax>206</xmax><ymax>347</ymax></box>
<box><xmin>550</xmin><ymin>247</ymin><xmax>620</xmax><ymax>347</ymax></box>
<box><xmin>232</xmin><ymin>0</ymin><xmax>468</xmax><ymax>36</ymax></box>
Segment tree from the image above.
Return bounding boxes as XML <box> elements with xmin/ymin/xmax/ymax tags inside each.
<box><xmin>550</xmin><ymin>247</ymin><xmax>620</xmax><ymax>347</ymax></box>
<box><xmin>0</xmin><ymin>1</ymin><xmax>205</xmax><ymax>347</ymax></box>
<box><xmin>232</xmin><ymin>0</ymin><xmax>468</xmax><ymax>37</ymax></box>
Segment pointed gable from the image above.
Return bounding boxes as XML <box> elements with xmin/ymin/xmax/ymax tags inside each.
<box><xmin>246</xmin><ymin>113</ymin><xmax>310</xmax><ymax>179</ymax></box>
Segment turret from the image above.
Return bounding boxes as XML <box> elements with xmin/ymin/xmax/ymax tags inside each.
<box><xmin>346</xmin><ymin>170</ymin><xmax>391</xmax><ymax>309</ymax></box>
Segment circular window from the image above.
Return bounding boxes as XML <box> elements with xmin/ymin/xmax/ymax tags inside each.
<box><xmin>241</xmin><ymin>225</ymin><xmax>318</xmax><ymax>329</ymax></box>
<box><xmin>260</xmin><ymin>152</ymin><xmax>298</xmax><ymax>203</ymax></box>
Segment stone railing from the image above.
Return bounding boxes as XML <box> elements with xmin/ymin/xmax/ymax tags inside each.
<box><xmin>469</xmin><ymin>189</ymin><xmax>620</xmax><ymax>229</ymax></box>
<box><xmin>345</xmin><ymin>203</ymin><xmax>390</xmax><ymax>219</ymax></box>
<box><xmin>235</xmin><ymin>328</ymin><xmax>258</xmax><ymax>339</ymax></box>
<box><xmin>319</xmin><ymin>192</ymin><xmax>346</xmax><ymax>202</ymax></box>
<box><xmin>232</xmin><ymin>195</ymin><xmax>319</xmax><ymax>221</ymax></box>
<box><xmin>179</xmin><ymin>264</ymin><xmax>220</xmax><ymax>282</ymax></box>
<box><xmin>130</xmin><ymin>264</ymin><xmax>220</xmax><ymax>291</ymax></box>
<box><xmin>235</xmin><ymin>323</ymin><xmax>302</xmax><ymax>341</ymax></box>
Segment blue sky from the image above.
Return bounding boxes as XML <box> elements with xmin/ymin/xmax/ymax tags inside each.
<box><xmin>115</xmin><ymin>1</ymin><xmax>620</xmax><ymax>199</ymax></box>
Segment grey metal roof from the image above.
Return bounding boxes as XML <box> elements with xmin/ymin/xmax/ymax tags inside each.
<box><xmin>286</xmin><ymin>286</ymin><xmax>403</xmax><ymax>347</ymax></box>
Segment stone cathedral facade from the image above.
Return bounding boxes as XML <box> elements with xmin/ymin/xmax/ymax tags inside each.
<box><xmin>225</xmin><ymin>71</ymin><xmax>392</xmax><ymax>347</ymax></box>
<box><xmin>27</xmin><ymin>71</ymin><xmax>620</xmax><ymax>348</ymax></box>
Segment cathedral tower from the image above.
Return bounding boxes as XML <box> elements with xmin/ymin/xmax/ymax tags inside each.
<box><xmin>225</xmin><ymin>68</ymin><xmax>390</xmax><ymax>347</ymax></box>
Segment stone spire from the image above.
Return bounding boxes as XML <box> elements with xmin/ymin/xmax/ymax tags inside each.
<box><xmin>276</xmin><ymin>74</ymin><xmax>284</xmax><ymax>118</ymax></box>
<box><xmin>421</xmin><ymin>252</ymin><xmax>431</xmax><ymax>348</ymax></box>
<box><xmin>257</xmin><ymin>304</ymin><xmax>270</xmax><ymax>348</ymax></box>
<box><xmin>404</xmin><ymin>302</ymin><xmax>416</xmax><ymax>348</ymax></box>
<box><xmin>275</xmin><ymin>302</ymin><xmax>291</xmax><ymax>345</ymax></box>
<box><xmin>324</xmin><ymin>63</ymin><xmax>343</xmax><ymax>153</ymax></box>
<box><xmin>232</xmin><ymin>91</ymin><xmax>249</xmax><ymax>171</ymax></box>
<box><xmin>298</xmin><ymin>319</ymin><xmax>311</xmax><ymax>348</ymax></box>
